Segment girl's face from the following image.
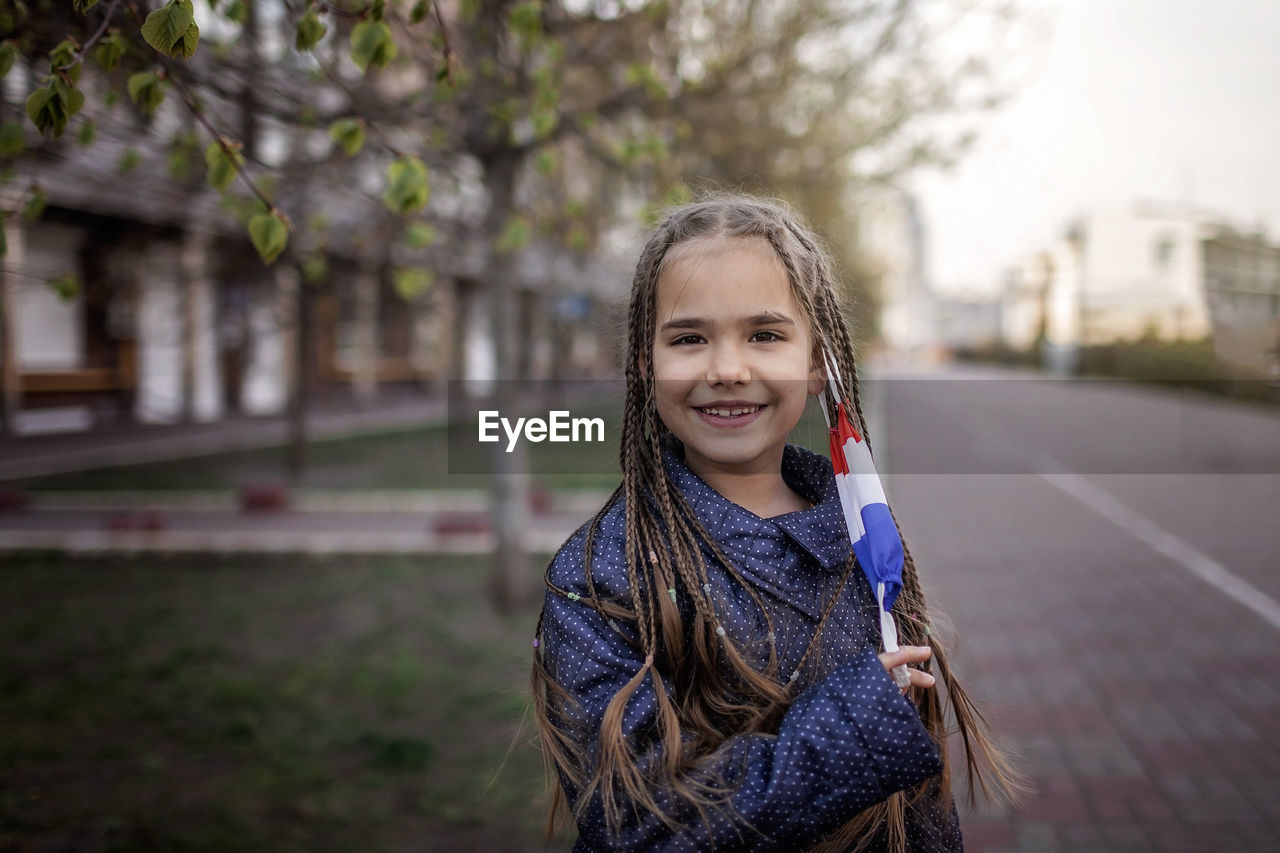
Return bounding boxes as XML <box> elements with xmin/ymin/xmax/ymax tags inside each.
<box><xmin>651</xmin><ymin>237</ymin><xmax>824</xmax><ymax>483</ymax></box>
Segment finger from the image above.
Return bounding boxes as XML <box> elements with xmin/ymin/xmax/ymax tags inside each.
<box><xmin>900</xmin><ymin>669</ymin><xmax>937</xmax><ymax>694</ymax></box>
<box><xmin>880</xmin><ymin>645</ymin><xmax>932</xmax><ymax>669</ymax></box>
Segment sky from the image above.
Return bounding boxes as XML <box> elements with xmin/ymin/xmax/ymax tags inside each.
<box><xmin>909</xmin><ymin>0</ymin><xmax>1280</xmax><ymax>297</ymax></box>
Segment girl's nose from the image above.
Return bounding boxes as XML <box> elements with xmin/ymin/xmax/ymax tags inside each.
<box><xmin>706</xmin><ymin>343</ymin><xmax>751</xmax><ymax>385</ymax></box>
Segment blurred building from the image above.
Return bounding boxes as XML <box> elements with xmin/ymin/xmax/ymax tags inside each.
<box><xmin>1</xmin><ymin>74</ymin><xmax>617</xmax><ymax>436</ymax></box>
<box><xmin>864</xmin><ymin>187</ymin><xmax>940</xmax><ymax>357</ymax></box>
<box><xmin>1201</xmin><ymin>225</ymin><xmax>1280</xmax><ymax>378</ymax></box>
<box><xmin>999</xmin><ymin>203</ymin><xmax>1280</xmax><ymax>376</ymax></box>
<box><xmin>934</xmin><ymin>296</ymin><xmax>1003</xmax><ymax>351</ymax></box>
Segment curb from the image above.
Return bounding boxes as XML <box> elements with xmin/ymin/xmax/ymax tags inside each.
<box><xmin>0</xmin><ymin>526</ymin><xmax>576</xmax><ymax>556</ymax></box>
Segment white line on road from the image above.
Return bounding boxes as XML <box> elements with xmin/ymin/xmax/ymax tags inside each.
<box><xmin>1039</xmin><ymin>469</ymin><xmax>1280</xmax><ymax>633</ymax></box>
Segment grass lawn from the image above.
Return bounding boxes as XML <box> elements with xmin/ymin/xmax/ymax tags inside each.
<box><xmin>0</xmin><ymin>553</ymin><xmax>569</xmax><ymax>852</ymax></box>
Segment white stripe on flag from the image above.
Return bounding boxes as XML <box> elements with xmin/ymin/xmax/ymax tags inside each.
<box><xmin>842</xmin><ymin>437</ymin><xmax>888</xmax><ymax>507</ymax></box>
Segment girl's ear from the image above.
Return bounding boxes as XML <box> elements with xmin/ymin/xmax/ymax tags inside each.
<box><xmin>807</xmin><ymin>340</ymin><xmax>827</xmax><ymax>396</ymax></box>
<box><xmin>807</xmin><ymin>360</ymin><xmax>825</xmax><ymax>397</ymax></box>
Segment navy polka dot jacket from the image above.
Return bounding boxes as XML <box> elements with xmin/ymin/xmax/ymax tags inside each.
<box><xmin>539</xmin><ymin>442</ymin><xmax>963</xmax><ymax>851</ymax></box>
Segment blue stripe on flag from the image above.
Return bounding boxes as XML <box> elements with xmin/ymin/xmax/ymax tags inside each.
<box><xmin>852</xmin><ymin>502</ymin><xmax>904</xmax><ymax>610</ymax></box>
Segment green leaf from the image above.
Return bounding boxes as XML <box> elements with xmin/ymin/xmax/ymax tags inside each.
<box><xmin>624</xmin><ymin>63</ymin><xmax>667</xmax><ymax>100</ymax></box>
<box><xmin>224</xmin><ymin>0</ymin><xmax>246</xmax><ymax>24</ymax></box>
<box><xmin>301</xmin><ymin>255</ymin><xmax>328</xmax><ymax>285</ymax></box>
<box><xmin>204</xmin><ymin>138</ymin><xmax>243</xmax><ymax>193</ymax></box>
<box><xmin>294</xmin><ymin>10</ymin><xmax>327</xmax><ymax>52</ymax></box>
<box><xmin>117</xmin><ymin>147</ymin><xmax>140</xmax><ymax>173</ymax></box>
<box><xmin>497</xmin><ymin>216</ymin><xmax>530</xmax><ymax>253</ymax></box>
<box><xmin>65</xmin><ymin>86</ymin><xmax>85</xmax><ymax>118</ymax></box>
<box><xmin>127</xmin><ymin>72</ymin><xmax>166</xmax><ymax>116</ymax></box>
<box><xmin>72</xmin><ymin>0</ymin><xmax>99</xmax><ymax>11</ymax></box>
<box><xmin>164</xmin><ymin>131</ymin><xmax>197</xmax><ymax>182</ymax></box>
<box><xmin>0</xmin><ymin>121</ymin><xmax>23</xmax><ymax>157</ymax></box>
<box><xmin>141</xmin><ymin>0</ymin><xmax>195</xmax><ymax>56</ymax></box>
<box><xmin>0</xmin><ymin>41</ymin><xmax>16</xmax><ymax>77</ymax></box>
<box><xmin>22</xmin><ymin>185</ymin><xmax>46</xmax><ymax>223</ymax></box>
<box><xmin>93</xmin><ymin>32</ymin><xmax>125</xmax><ymax>70</ymax></box>
<box><xmin>48</xmin><ymin>273</ymin><xmax>79</xmax><ymax>302</ymax></box>
<box><xmin>349</xmin><ymin>20</ymin><xmax>395</xmax><ymax>73</ymax></box>
<box><xmin>663</xmin><ymin>182</ymin><xmax>692</xmax><ymax>206</ymax></box>
<box><xmin>410</xmin><ymin>0</ymin><xmax>429</xmax><ymax>24</ymax></box>
<box><xmin>328</xmin><ymin>118</ymin><xmax>364</xmax><ymax>157</ymax></box>
<box><xmin>381</xmin><ymin>156</ymin><xmax>428</xmax><ymax>215</ymax></box>
<box><xmin>404</xmin><ymin>222</ymin><xmax>436</xmax><ymax>248</ymax></box>
<box><xmin>530</xmin><ymin>108</ymin><xmax>557</xmax><ymax>139</ymax></box>
<box><xmin>249</xmin><ymin>212</ymin><xmax>289</xmax><ymax>264</ymax></box>
<box><xmin>507</xmin><ymin>1</ymin><xmax>541</xmax><ymax>42</ymax></box>
<box><xmin>76</xmin><ymin>118</ymin><xmax>94</xmax><ymax>146</ymax></box>
<box><xmin>393</xmin><ymin>268</ymin><xmax>433</xmax><ymax>301</ymax></box>
<box><xmin>49</xmin><ymin>38</ymin><xmax>77</xmax><ymax>74</ymax></box>
<box><xmin>178</xmin><ymin>20</ymin><xmax>199</xmax><ymax>59</ymax></box>
<box><xmin>26</xmin><ymin>85</ymin><xmax>69</xmax><ymax>137</ymax></box>
<box><xmin>533</xmin><ymin>149</ymin><xmax>557</xmax><ymax>175</ymax></box>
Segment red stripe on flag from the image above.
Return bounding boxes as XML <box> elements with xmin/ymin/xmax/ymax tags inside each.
<box><xmin>837</xmin><ymin>402</ymin><xmax>862</xmax><ymax>445</ymax></box>
<box><xmin>828</xmin><ymin>427</ymin><xmax>849</xmax><ymax>475</ymax></box>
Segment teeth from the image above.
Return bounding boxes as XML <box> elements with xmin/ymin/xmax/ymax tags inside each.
<box><xmin>701</xmin><ymin>406</ymin><xmax>760</xmax><ymax>417</ymax></box>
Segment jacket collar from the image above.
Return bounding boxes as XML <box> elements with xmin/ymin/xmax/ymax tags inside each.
<box><xmin>660</xmin><ymin>440</ymin><xmax>852</xmax><ymax>572</ymax></box>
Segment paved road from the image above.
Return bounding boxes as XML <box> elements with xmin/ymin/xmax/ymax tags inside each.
<box><xmin>876</xmin><ymin>366</ymin><xmax>1280</xmax><ymax>852</ymax></box>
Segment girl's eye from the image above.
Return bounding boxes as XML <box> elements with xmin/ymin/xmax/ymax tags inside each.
<box><xmin>750</xmin><ymin>331</ymin><xmax>782</xmax><ymax>342</ymax></box>
<box><xmin>672</xmin><ymin>334</ymin><xmax>704</xmax><ymax>345</ymax></box>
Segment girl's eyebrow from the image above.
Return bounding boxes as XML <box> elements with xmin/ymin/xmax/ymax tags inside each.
<box><xmin>659</xmin><ymin>312</ymin><xmax>797</xmax><ymax>332</ymax></box>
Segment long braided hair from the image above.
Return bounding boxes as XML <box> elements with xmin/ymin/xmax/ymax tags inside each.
<box><xmin>531</xmin><ymin>196</ymin><xmax>1026</xmax><ymax>850</ymax></box>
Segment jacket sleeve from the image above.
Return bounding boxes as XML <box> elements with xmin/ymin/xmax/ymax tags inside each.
<box><xmin>540</xmin><ymin>572</ymin><xmax>945</xmax><ymax>852</ymax></box>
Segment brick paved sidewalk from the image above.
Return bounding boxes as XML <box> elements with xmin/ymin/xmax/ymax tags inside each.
<box><xmin>893</xmin><ymin>473</ymin><xmax>1280</xmax><ymax>853</ymax></box>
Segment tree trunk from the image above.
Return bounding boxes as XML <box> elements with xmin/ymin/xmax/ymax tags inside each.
<box><xmin>484</xmin><ymin>153</ymin><xmax>532</xmax><ymax>613</ymax></box>
<box><xmin>0</xmin><ymin>215</ymin><xmax>19</xmax><ymax>435</ymax></box>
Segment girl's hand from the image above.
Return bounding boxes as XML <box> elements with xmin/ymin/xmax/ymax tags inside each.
<box><xmin>878</xmin><ymin>645</ymin><xmax>936</xmax><ymax>694</ymax></box>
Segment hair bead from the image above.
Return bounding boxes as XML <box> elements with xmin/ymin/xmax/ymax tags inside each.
<box><xmin>667</xmin><ymin>588</ymin><xmax>678</xmax><ymax>604</ymax></box>
<box><xmin>715</xmin><ymin>625</ymin><xmax>726</xmax><ymax>637</ymax></box>
<box><xmin>566</xmin><ymin>591</ymin><xmax>580</xmax><ymax>602</ymax></box>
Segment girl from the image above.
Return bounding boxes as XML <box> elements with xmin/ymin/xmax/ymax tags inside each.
<box><xmin>531</xmin><ymin>197</ymin><xmax>1022</xmax><ymax>851</ymax></box>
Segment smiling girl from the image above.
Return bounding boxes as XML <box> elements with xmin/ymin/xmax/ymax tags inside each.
<box><xmin>531</xmin><ymin>197</ymin><xmax>1022</xmax><ymax>851</ymax></box>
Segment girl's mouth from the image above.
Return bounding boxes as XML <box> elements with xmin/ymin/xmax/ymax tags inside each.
<box><xmin>694</xmin><ymin>405</ymin><xmax>765</xmax><ymax>427</ymax></box>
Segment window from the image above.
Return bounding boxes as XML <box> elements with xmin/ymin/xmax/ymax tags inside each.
<box><xmin>1153</xmin><ymin>234</ymin><xmax>1176</xmax><ymax>271</ymax></box>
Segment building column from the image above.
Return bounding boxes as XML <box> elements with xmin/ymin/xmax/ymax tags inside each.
<box><xmin>241</xmin><ymin>281</ymin><xmax>288</xmax><ymax>416</ymax></box>
<box><xmin>180</xmin><ymin>228</ymin><xmax>223</xmax><ymax>422</ymax></box>
<box><xmin>411</xmin><ymin>277</ymin><xmax>452</xmax><ymax>391</ymax></box>
<box><xmin>353</xmin><ymin>268</ymin><xmax>378</xmax><ymax>405</ymax></box>
<box><xmin>274</xmin><ymin>262</ymin><xmax>300</xmax><ymax>408</ymax></box>
<box><xmin>135</xmin><ymin>242</ymin><xmax>184</xmax><ymax>423</ymax></box>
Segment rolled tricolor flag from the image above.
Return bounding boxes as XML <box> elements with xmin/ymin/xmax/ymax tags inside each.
<box><xmin>820</xmin><ymin>350</ymin><xmax>910</xmax><ymax>689</ymax></box>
